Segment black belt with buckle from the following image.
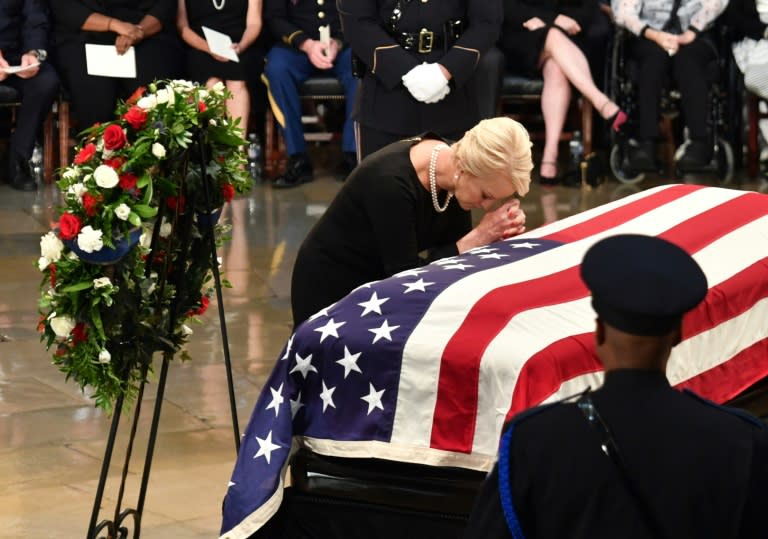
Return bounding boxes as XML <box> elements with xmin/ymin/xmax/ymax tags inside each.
<box><xmin>393</xmin><ymin>28</ymin><xmax>451</xmax><ymax>53</ymax></box>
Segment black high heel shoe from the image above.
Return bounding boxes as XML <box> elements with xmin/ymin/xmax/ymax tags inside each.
<box><xmin>539</xmin><ymin>161</ymin><xmax>560</xmax><ymax>187</ymax></box>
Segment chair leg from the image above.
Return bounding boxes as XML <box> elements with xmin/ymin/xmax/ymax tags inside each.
<box><xmin>581</xmin><ymin>99</ymin><xmax>593</xmax><ymax>156</ymax></box>
<box><xmin>747</xmin><ymin>93</ymin><xmax>760</xmax><ymax>179</ymax></box>
<box><xmin>58</xmin><ymin>99</ymin><xmax>70</xmax><ymax>171</ymax></box>
<box><xmin>43</xmin><ymin>109</ymin><xmax>54</xmax><ymax>184</ymax></box>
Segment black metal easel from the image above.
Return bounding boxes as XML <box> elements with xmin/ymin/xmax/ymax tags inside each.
<box><xmin>86</xmin><ymin>127</ymin><xmax>241</xmax><ymax>539</ymax></box>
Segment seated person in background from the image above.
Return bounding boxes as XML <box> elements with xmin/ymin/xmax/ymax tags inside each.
<box><xmin>262</xmin><ymin>0</ymin><xmax>358</xmax><ymax>188</ymax></box>
<box><xmin>338</xmin><ymin>0</ymin><xmax>503</xmax><ymax>160</ymax></box>
<box><xmin>0</xmin><ymin>0</ymin><xmax>59</xmax><ymax>191</ymax></box>
<box><xmin>613</xmin><ymin>0</ymin><xmax>727</xmax><ymax>171</ymax></box>
<box><xmin>290</xmin><ymin>116</ymin><xmax>531</xmax><ymax>328</ymax></box>
<box><xmin>176</xmin><ymin>0</ymin><xmax>263</xmax><ymax>136</ymax></box>
<box><xmin>49</xmin><ymin>0</ymin><xmax>183</xmax><ymax>129</ymax></box>
<box><xmin>463</xmin><ymin>234</ymin><xmax>768</xmax><ymax>538</ymax></box>
<box><xmin>725</xmin><ymin>0</ymin><xmax>768</xmax><ymax>155</ymax></box>
<box><xmin>500</xmin><ymin>0</ymin><xmax>627</xmax><ymax>186</ymax></box>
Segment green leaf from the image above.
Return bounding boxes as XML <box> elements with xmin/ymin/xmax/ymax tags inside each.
<box><xmin>133</xmin><ymin>205</ymin><xmax>158</xmax><ymax>218</ymax></box>
<box><xmin>92</xmin><ymin>308</ymin><xmax>106</xmax><ymax>340</ymax></box>
<box><xmin>128</xmin><ymin>212</ymin><xmax>142</xmax><ymax>227</ymax></box>
<box><xmin>62</xmin><ymin>281</ymin><xmax>94</xmax><ymax>293</ymax></box>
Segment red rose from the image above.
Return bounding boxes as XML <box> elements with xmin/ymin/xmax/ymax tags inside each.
<box><xmin>198</xmin><ymin>101</ymin><xmax>207</xmax><ymax>113</ymax></box>
<box><xmin>59</xmin><ymin>213</ymin><xmax>82</xmax><ymax>240</ymax></box>
<box><xmin>123</xmin><ymin>106</ymin><xmax>148</xmax><ymax>129</ymax></box>
<box><xmin>104</xmin><ymin>156</ymin><xmax>125</xmax><ymax>170</ymax></box>
<box><xmin>103</xmin><ymin>124</ymin><xmax>127</xmax><ymax>150</ymax></box>
<box><xmin>221</xmin><ymin>183</ymin><xmax>235</xmax><ymax>203</ymax></box>
<box><xmin>119</xmin><ymin>172</ymin><xmax>138</xmax><ymax>190</ymax></box>
<box><xmin>73</xmin><ymin>143</ymin><xmax>96</xmax><ymax>165</ymax></box>
<box><xmin>166</xmin><ymin>195</ymin><xmax>186</xmax><ymax>212</ymax></box>
<box><xmin>71</xmin><ymin>323</ymin><xmax>88</xmax><ymax>344</ymax></box>
<box><xmin>190</xmin><ymin>295</ymin><xmax>210</xmax><ymax>316</ymax></box>
<box><xmin>82</xmin><ymin>193</ymin><xmax>101</xmax><ymax>217</ymax></box>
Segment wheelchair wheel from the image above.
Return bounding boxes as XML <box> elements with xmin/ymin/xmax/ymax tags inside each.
<box><xmin>610</xmin><ymin>145</ymin><xmax>645</xmax><ymax>185</ymax></box>
<box><xmin>715</xmin><ymin>136</ymin><xmax>734</xmax><ymax>186</ymax></box>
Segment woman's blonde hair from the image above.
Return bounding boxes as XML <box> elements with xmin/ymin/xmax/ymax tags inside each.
<box><xmin>453</xmin><ymin>117</ymin><xmax>533</xmax><ymax>196</ymax></box>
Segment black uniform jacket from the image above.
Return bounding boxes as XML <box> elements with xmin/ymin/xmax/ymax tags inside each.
<box><xmin>0</xmin><ymin>0</ymin><xmax>48</xmax><ymax>61</ymax></box>
<box><xmin>338</xmin><ymin>0</ymin><xmax>501</xmax><ymax>135</ymax></box>
<box><xmin>464</xmin><ymin>369</ymin><xmax>768</xmax><ymax>538</ymax></box>
<box><xmin>264</xmin><ymin>0</ymin><xmax>345</xmax><ymax>50</ymax></box>
<box><xmin>724</xmin><ymin>0</ymin><xmax>767</xmax><ymax>42</ymax></box>
<box><xmin>50</xmin><ymin>0</ymin><xmax>177</xmax><ymax>47</ymax></box>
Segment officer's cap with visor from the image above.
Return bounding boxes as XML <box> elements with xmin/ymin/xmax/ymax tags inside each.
<box><xmin>580</xmin><ymin>234</ymin><xmax>708</xmax><ymax>336</ymax></box>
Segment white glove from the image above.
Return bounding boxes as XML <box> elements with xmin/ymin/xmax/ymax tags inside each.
<box><xmin>402</xmin><ymin>62</ymin><xmax>450</xmax><ymax>103</ymax></box>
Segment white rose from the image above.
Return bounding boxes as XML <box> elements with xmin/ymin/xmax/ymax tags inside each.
<box><xmin>68</xmin><ymin>182</ymin><xmax>87</xmax><ymax>203</ymax></box>
<box><xmin>139</xmin><ymin>231</ymin><xmax>152</xmax><ymax>248</ymax></box>
<box><xmin>159</xmin><ymin>219</ymin><xmax>172</xmax><ymax>238</ymax></box>
<box><xmin>77</xmin><ymin>226</ymin><xmax>104</xmax><ymax>253</ymax></box>
<box><xmin>198</xmin><ymin>89</ymin><xmax>209</xmax><ymax>100</ymax></box>
<box><xmin>114</xmin><ymin>203</ymin><xmax>131</xmax><ymax>221</ymax></box>
<box><xmin>93</xmin><ymin>165</ymin><xmax>119</xmax><ymax>188</ymax></box>
<box><xmin>181</xmin><ymin>324</ymin><xmax>194</xmax><ymax>336</ymax></box>
<box><xmin>93</xmin><ymin>277</ymin><xmax>112</xmax><ymax>288</ymax></box>
<box><xmin>62</xmin><ymin>167</ymin><xmax>80</xmax><ymax>181</ymax></box>
<box><xmin>211</xmin><ymin>81</ymin><xmax>225</xmax><ymax>94</ymax></box>
<box><xmin>152</xmin><ymin>143</ymin><xmax>166</xmax><ymax>158</ymax></box>
<box><xmin>50</xmin><ymin>315</ymin><xmax>76</xmax><ymax>338</ymax></box>
<box><xmin>137</xmin><ymin>95</ymin><xmax>157</xmax><ymax>110</ymax></box>
<box><xmin>40</xmin><ymin>231</ymin><xmax>65</xmax><ymax>262</ymax></box>
<box><xmin>98</xmin><ymin>349</ymin><xmax>112</xmax><ymax>363</ymax></box>
<box><xmin>208</xmin><ymin>119</ymin><xmax>217</xmax><ymax>127</ymax></box>
<box><xmin>38</xmin><ymin>256</ymin><xmax>50</xmax><ymax>271</ymax></box>
<box><xmin>156</xmin><ymin>88</ymin><xmax>176</xmax><ymax>105</ymax></box>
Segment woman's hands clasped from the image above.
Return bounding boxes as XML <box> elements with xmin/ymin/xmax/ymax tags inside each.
<box><xmin>457</xmin><ymin>199</ymin><xmax>527</xmax><ymax>253</ymax></box>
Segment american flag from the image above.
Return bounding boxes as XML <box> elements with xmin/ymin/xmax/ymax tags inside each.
<box><xmin>220</xmin><ymin>184</ymin><xmax>768</xmax><ymax>538</ymax></box>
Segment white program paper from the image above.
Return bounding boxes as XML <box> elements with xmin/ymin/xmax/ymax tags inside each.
<box><xmin>319</xmin><ymin>25</ymin><xmax>331</xmax><ymax>45</ymax></box>
<box><xmin>85</xmin><ymin>44</ymin><xmax>137</xmax><ymax>78</ymax></box>
<box><xmin>202</xmin><ymin>26</ymin><xmax>239</xmax><ymax>62</ymax></box>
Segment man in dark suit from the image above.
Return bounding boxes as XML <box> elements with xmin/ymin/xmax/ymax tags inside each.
<box><xmin>262</xmin><ymin>0</ymin><xmax>358</xmax><ymax>188</ymax></box>
<box><xmin>464</xmin><ymin>234</ymin><xmax>768</xmax><ymax>538</ymax></box>
<box><xmin>337</xmin><ymin>0</ymin><xmax>502</xmax><ymax>158</ymax></box>
<box><xmin>0</xmin><ymin>0</ymin><xmax>60</xmax><ymax>191</ymax></box>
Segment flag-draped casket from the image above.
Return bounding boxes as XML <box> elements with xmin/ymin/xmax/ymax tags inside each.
<box><xmin>220</xmin><ymin>184</ymin><xmax>768</xmax><ymax>538</ymax></box>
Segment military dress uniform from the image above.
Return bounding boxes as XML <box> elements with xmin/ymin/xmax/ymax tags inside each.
<box><xmin>262</xmin><ymin>0</ymin><xmax>358</xmax><ymax>183</ymax></box>
<box><xmin>463</xmin><ymin>235</ymin><xmax>768</xmax><ymax>538</ymax></box>
<box><xmin>337</xmin><ymin>0</ymin><xmax>502</xmax><ymax>157</ymax></box>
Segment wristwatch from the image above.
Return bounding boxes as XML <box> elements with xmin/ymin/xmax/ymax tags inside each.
<box><xmin>27</xmin><ymin>49</ymin><xmax>47</xmax><ymax>62</ymax></box>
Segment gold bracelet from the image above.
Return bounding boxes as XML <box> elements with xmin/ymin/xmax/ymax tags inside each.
<box><xmin>107</xmin><ymin>18</ymin><xmax>112</xmax><ymax>32</ymax></box>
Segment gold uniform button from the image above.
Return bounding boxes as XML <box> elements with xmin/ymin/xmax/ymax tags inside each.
<box><xmin>317</xmin><ymin>0</ymin><xmax>324</xmax><ymax>4</ymax></box>
<box><xmin>318</xmin><ymin>11</ymin><xmax>325</xmax><ymax>18</ymax></box>
<box><xmin>421</xmin><ymin>0</ymin><xmax>428</xmax><ymax>3</ymax></box>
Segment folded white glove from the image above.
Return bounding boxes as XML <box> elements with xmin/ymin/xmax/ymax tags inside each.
<box><xmin>402</xmin><ymin>62</ymin><xmax>449</xmax><ymax>103</ymax></box>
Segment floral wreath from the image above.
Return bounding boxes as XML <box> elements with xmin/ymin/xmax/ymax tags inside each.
<box><xmin>37</xmin><ymin>79</ymin><xmax>252</xmax><ymax>411</ymax></box>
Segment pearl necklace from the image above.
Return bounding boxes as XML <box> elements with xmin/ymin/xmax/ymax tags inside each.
<box><xmin>212</xmin><ymin>0</ymin><xmax>226</xmax><ymax>10</ymax></box>
<box><xmin>428</xmin><ymin>143</ymin><xmax>453</xmax><ymax>213</ymax></box>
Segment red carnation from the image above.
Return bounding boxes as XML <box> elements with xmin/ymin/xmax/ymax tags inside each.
<box><xmin>221</xmin><ymin>183</ymin><xmax>235</xmax><ymax>203</ymax></box>
<box><xmin>103</xmin><ymin>124</ymin><xmax>127</xmax><ymax>150</ymax></box>
<box><xmin>191</xmin><ymin>295</ymin><xmax>210</xmax><ymax>316</ymax></box>
<box><xmin>123</xmin><ymin>106</ymin><xmax>148</xmax><ymax>129</ymax></box>
<box><xmin>59</xmin><ymin>213</ymin><xmax>82</xmax><ymax>240</ymax></box>
<box><xmin>198</xmin><ymin>101</ymin><xmax>207</xmax><ymax>113</ymax></box>
<box><xmin>73</xmin><ymin>143</ymin><xmax>96</xmax><ymax>165</ymax></box>
<box><xmin>104</xmin><ymin>156</ymin><xmax>125</xmax><ymax>170</ymax></box>
<box><xmin>71</xmin><ymin>323</ymin><xmax>88</xmax><ymax>344</ymax></box>
<box><xmin>166</xmin><ymin>195</ymin><xmax>186</xmax><ymax>212</ymax></box>
<box><xmin>82</xmin><ymin>193</ymin><xmax>101</xmax><ymax>217</ymax></box>
<box><xmin>119</xmin><ymin>172</ymin><xmax>138</xmax><ymax>190</ymax></box>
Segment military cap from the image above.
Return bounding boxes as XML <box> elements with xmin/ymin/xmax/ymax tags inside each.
<box><xmin>580</xmin><ymin>234</ymin><xmax>708</xmax><ymax>336</ymax></box>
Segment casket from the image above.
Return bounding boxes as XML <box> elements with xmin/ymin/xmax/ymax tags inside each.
<box><xmin>221</xmin><ymin>184</ymin><xmax>768</xmax><ymax>539</ymax></box>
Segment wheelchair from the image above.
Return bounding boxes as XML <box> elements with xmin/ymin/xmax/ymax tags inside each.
<box><xmin>607</xmin><ymin>26</ymin><xmax>740</xmax><ymax>185</ymax></box>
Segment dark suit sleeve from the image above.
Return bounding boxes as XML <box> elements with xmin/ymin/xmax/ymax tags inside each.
<box><xmin>49</xmin><ymin>0</ymin><xmax>95</xmax><ymax>31</ymax></box>
<box><xmin>504</xmin><ymin>0</ymin><xmax>558</xmax><ymax>28</ymax></box>
<box><xmin>439</xmin><ymin>0</ymin><xmax>503</xmax><ymax>88</ymax></box>
<box><xmin>463</xmin><ymin>466</ymin><xmax>514</xmax><ymax>539</ymax></box>
<box><xmin>337</xmin><ymin>0</ymin><xmax>420</xmax><ymax>90</ymax></box>
<box><xmin>561</xmin><ymin>0</ymin><xmax>598</xmax><ymax>30</ymax></box>
<box><xmin>265</xmin><ymin>0</ymin><xmax>309</xmax><ymax>49</ymax></box>
<box><xmin>726</xmin><ymin>0</ymin><xmax>767</xmax><ymax>41</ymax></box>
<box><xmin>22</xmin><ymin>0</ymin><xmax>49</xmax><ymax>51</ymax></box>
<box><xmin>145</xmin><ymin>0</ymin><xmax>177</xmax><ymax>29</ymax></box>
<box><xmin>738</xmin><ymin>426</ymin><xmax>768</xmax><ymax>537</ymax></box>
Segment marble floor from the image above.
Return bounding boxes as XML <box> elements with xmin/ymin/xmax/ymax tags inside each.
<box><xmin>1</xmin><ymin>144</ymin><xmax>766</xmax><ymax>538</ymax></box>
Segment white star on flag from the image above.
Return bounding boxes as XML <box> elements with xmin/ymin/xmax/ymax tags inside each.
<box><xmin>336</xmin><ymin>346</ymin><xmax>363</xmax><ymax>378</ymax></box>
<box><xmin>361</xmin><ymin>383</ymin><xmax>385</xmax><ymax>415</ymax></box>
<box><xmin>290</xmin><ymin>391</ymin><xmax>304</xmax><ymax>419</ymax></box>
<box><xmin>469</xmin><ymin>247</ymin><xmax>498</xmax><ymax>254</ymax></box>
<box><xmin>396</xmin><ymin>268</ymin><xmax>428</xmax><ymax>278</ymax></box>
<box><xmin>253</xmin><ymin>431</ymin><xmax>281</xmax><ymax>464</ymax></box>
<box><xmin>402</xmin><ymin>278</ymin><xmax>435</xmax><ymax>294</ymax></box>
<box><xmin>228</xmin><ymin>481</ymin><xmax>236</xmax><ymax>488</ymax></box>
<box><xmin>369</xmin><ymin>319</ymin><xmax>400</xmax><ymax>343</ymax></box>
<box><xmin>290</xmin><ymin>352</ymin><xmax>317</xmax><ymax>379</ymax></box>
<box><xmin>314</xmin><ymin>318</ymin><xmax>346</xmax><ymax>342</ymax></box>
<box><xmin>308</xmin><ymin>307</ymin><xmax>330</xmax><ymax>321</ymax></box>
<box><xmin>442</xmin><ymin>263</ymin><xmax>474</xmax><ymax>271</ymax></box>
<box><xmin>508</xmin><ymin>241</ymin><xmax>540</xmax><ymax>248</ymax></box>
<box><xmin>434</xmin><ymin>257</ymin><xmax>466</xmax><ymax>266</ymax></box>
<box><xmin>265</xmin><ymin>383</ymin><xmax>284</xmax><ymax>417</ymax></box>
<box><xmin>479</xmin><ymin>253</ymin><xmax>509</xmax><ymax>260</ymax></box>
<box><xmin>319</xmin><ymin>381</ymin><xmax>336</xmax><ymax>412</ymax></box>
<box><xmin>358</xmin><ymin>291</ymin><xmax>389</xmax><ymax>317</ymax></box>
<box><xmin>280</xmin><ymin>335</ymin><xmax>294</xmax><ymax>361</ymax></box>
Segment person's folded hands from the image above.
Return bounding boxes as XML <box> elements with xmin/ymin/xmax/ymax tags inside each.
<box><xmin>402</xmin><ymin>62</ymin><xmax>449</xmax><ymax>103</ymax></box>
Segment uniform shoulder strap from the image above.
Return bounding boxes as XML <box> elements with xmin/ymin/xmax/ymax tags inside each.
<box><xmin>683</xmin><ymin>389</ymin><xmax>768</xmax><ymax>429</ymax></box>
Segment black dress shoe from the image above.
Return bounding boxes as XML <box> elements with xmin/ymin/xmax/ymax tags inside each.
<box><xmin>676</xmin><ymin>140</ymin><xmax>713</xmax><ymax>171</ymax></box>
<box><xmin>9</xmin><ymin>154</ymin><xmax>37</xmax><ymax>191</ymax></box>
<box><xmin>273</xmin><ymin>153</ymin><xmax>313</xmax><ymax>189</ymax></box>
<box><xmin>626</xmin><ymin>140</ymin><xmax>658</xmax><ymax>172</ymax></box>
<box><xmin>334</xmin><ymin>152</ymin><xmax>357</xmax><ymax>181</ymax></box>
